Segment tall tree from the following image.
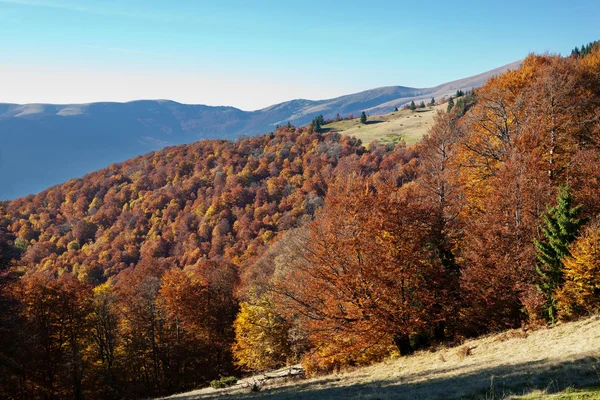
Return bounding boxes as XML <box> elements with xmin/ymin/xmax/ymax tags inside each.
<box><xmin>535</xmin><ymin>186</ymin><xmax>585</xmax><ymax>322</ymax></box>
<box><xmin>275</xmin><ymin>175</ymin><xmax>449</xmax><ymax>371</ymax></box>
<box><xmin>360</xmin><ymin>111</ymin><xmax>367</xmax><ymax>124</ymax></box>
<box><xmin>446</xmin><ymin>97</ymin><xmax>454</xmax><ymax>112</ymax></box>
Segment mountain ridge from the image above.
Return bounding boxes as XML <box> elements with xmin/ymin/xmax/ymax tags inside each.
<box><xmin>0</xmin><ymin>60</ymin><xmax>521</xmax><ymax>200</ymax></box>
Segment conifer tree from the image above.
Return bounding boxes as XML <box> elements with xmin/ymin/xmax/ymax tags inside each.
<box><xmin>394</xmin><ymin>106</ymin><xmax>399</xmax><ymax>112</ymax></box>
<box><xmin>311</xmin><ymin>115</ymin><xmax>325</xmax><ymax>133</ymax></box>
<box><xmin>360</xmin><ymin>111</ymin><xmax>367</xmax><ymax>124</ymax></box>
<box><xmin>419</xmin><ymin>101</ymin><xmax>426</xmax><ymax>108</ymax></box>
<box><xmin>535</xmin><ymin>186</ymin><xmax>585</xmax><ymax>322</ymax></box>
<box><xmin>409</xmin><ymin>101</ymin><xmax>416</xmax><ymax>111</ymax></box>
<box><xmin>446</xmin><ymin>97</ymin><xmax>454</xmax><ymax>112</ymax></box>
<box><xmin>429</xmin><ymin>97</ymin><xmax>435</xmax><ymax>106</ymax></box>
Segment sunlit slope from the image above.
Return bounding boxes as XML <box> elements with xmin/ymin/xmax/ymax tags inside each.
<box><xmin>164</xmin><ymin>315</ymin><xmax>600</xmax><ymax>400</ymax></box>
<box><xmin>323</xmin><ymin>104</ymin><xmax>445</xmax><ymax>145</ymax></box>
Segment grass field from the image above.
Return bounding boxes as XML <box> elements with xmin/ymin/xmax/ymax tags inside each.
<box><xmin>515</xmin><ymin>387</ymin><xmax>600</xmax><ymax>399</ymax></box>
<box><xmin>163</xmin><ymin>315</ymin><xmax>600</xmax><ymax>400</ymax></box>
<box><xmin>322</xmin><ymin>104</ymin><xmax>445</xmax><ymax>146</ymax></box>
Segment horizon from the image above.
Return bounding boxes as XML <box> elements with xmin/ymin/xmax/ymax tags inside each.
<box><xmin>1</xmin><ymin>0</ymin><xmax>598</xmax><ymax>110</ymax></box>
<box><xmin>0</xmin><ymin>58</ymin><xmax>520</xmax><ymax>110</ymax></box>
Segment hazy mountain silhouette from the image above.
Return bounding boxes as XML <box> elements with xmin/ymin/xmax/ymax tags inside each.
<box><xmin>0</xmin><ymin>60</ymin><xmax>520</xmax><ymax>200</ymax></box>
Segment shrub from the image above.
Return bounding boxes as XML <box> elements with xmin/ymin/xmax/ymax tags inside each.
<box><xmin>210</xmin><ymin>379</ymin><xmax>225</xmax><ymax>389</ymax></box>
<box><xmin>221</xmin><ymin>376</ymin><xmax>237</xmax><ymax>386</ymax></box>
<box><xmin>210</xmin><ymin>376</ymin><xmax>237</xmax><ymax>389</ymax></box>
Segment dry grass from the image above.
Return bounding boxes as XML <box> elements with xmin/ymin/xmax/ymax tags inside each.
<box><xmin>163</xmin><ymin>315</ymin><xmax>600</xmax><ymax>400</ymax></box>
<box><xmin>456</xmin><ymin>345</ymin><xmax>472</xmax><ymax>360</ymax></box>
<box><xmin>322</xmin><ymin>104</ymin><xmax>445</xmax><ymax>146</ymax></box>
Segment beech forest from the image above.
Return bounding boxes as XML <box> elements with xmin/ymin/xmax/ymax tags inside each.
<box><xmin>1</xmin><ymin>45</ymin><xmax>600</xmax><ymax>399</ymax></box>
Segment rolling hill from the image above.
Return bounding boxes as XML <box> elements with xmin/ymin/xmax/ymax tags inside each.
<box><xmin>0</xmin><ymin>61</ymin><xmax>519</xmax><ymax>200</ymax></box>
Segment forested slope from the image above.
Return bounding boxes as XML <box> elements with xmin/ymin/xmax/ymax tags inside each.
<box><xmin>1</xmin><ymin>45</ymin><xmax>600</xmax><ymax>400</ymax></box>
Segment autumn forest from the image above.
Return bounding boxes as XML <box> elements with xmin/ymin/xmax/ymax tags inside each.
<box><xmin>1</xmin><ymin>45</ymin><xmax>600</xmax><ymax>399</ymax></box>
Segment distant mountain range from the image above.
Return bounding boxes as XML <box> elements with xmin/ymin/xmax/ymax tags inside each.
<box><xmin>0</xmin><ymin>60</ymin><xmax>520</xmax><ymax>200</ymax></box>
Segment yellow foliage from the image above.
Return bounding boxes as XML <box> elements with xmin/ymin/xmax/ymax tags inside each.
<box><xmin>232</xmin><ymin>296</ymin><xmax>291</xmax><ymax>372</ymax></box>
<box><xmin>556</xmin><ymin>222</ymin><xmax>600</xmax><ymax>319</ymax></box>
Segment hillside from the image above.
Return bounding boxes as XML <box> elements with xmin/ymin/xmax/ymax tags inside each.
<box><xmin>164</xmin><ymin>315</ymin><xmax>600</xmax><ymax>400</ymax></box>
<box><xmin>324</xmin><ymin>104</ymin><xmax>446</xmax><ymax>145</ymax></box>
<box><xmin>0</xmin><ymin>61</ymin><xmax>518</xmax><ymax>200</ymax></box>
<box><xmin>1</xmin><ymin>48</ymin><xmax>599</xmax><ymax>400</ymax></box>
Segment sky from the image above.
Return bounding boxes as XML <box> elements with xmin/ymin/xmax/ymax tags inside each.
<box><xmin>0</xmin><ymin>0</ymin><xmax>598</xmax><ymax>111</ymax></box>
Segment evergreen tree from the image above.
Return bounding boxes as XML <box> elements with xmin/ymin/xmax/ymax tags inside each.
<box><xmin>571</xmin><ymin>46</ymin><xmax>580</xmax><ymax>57</ymax></box>
<box><xmin>446</xmin><ymin>97</ymin><xmax>454</xmax><ymax>112</ymax></box>
<box><xmin>394</xmin><ymin>106</ymin><xmax>399</xmax><ymax>112</ymax></box>
<box><xmin>311</xmin><ymin>115</ymin><xmax>325</xmax><ymax>133</ymax></box>
<box><xmin>409</xmin><ymin>101</ymin><xmax>416</xmax><ymax>111</ymax></box>
<box><xmin>360</xmin><ymin>111</ymin><xmax>367</xmax><ymax>124</ymax></box>
<box><xmin>535</xmin><ymin>186</ymin><xmax>586</xmax><ymax>322</ymax></box>
<box><xmin>429</xmin><ymin>97</ymin><xmax>435</xmax><ymax>106</ymax></box>
<box><xmin>419</xmin><ymin>101</ymin><xmax>426</xmax><ymax>109</ymax></box>
<box><xmin>455</xmin><ymin>97</ymin><xmax>466</xmax><ymax>116</ymax></box>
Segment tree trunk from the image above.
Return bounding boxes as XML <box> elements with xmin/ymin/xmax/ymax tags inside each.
<box><xmin>393</xmin><ymin>334</ymin><xmax>413</xmax><ymax>356</ymax></box>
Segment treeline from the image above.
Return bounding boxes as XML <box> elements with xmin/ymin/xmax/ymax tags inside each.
<box><xmin>571</xmin><ymin>40</ymin><xmax>599</xmax><ymax>58</ymax></box>
<box><xmin>1</xmin><ymin>46</ymin><xmax>600</xmax><ymax>398</ymax></box>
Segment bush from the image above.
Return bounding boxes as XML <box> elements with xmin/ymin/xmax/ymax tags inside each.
<box><xmin>221</xmin><ymin>376</ymin><xmax>237</xmax><ymax>386</ymax></box>
<box><xmin>210</xmin><ymin>379</ymin><xmax>225</xmax><ymax>389</ymax></box>
<box><xmin>210</xmin><ymin>376</ymin><xmax>237</xmax><ymax>389</ymax></box>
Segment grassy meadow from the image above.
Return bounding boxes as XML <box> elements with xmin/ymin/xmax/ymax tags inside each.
<box><xmin>163</xmin><ymin>315</ymin><xmax>600</xmax><ymax>400</ymax></box>
<box><xmin>322</xmin><ymin>104</ymin><xmax>445</xmax><ymax>145</ymax></box>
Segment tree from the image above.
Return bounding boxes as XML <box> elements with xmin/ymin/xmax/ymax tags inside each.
<box><xmin>17</xmin><ymin>272</ymin><xmax>92</xmax><ymax>400</ymax></box>
<box><xmin>446</xmin><ymin>97</ymin><xmax>454</xmax><ymax>112</ymax></box>
<box><xmin>419</xmin><ymin>101</ymin><xmax>426</xmax><ymax>108</ymax></box>
<box><xmin>311</xmin><ymin>115</ymin><xmax>325</xmax><ymax>133</ymax></box>
<box><xmin>394</xmin><ymin>106</ymin><xmax>399</xmax><ymax>112</ymax></box>
<box><xmin>409</xmin><ymin>101</ymin><xmax>417</xmax><ymax>111</ymax></box>
<box><xmin>274</xmin><ymin>176</ymin><xmax>449</xmax><ymax>371</ymax></box>
<box><xmin>360</xmin><ymin>111</ymin><xmax>367</xmax><ymax>124</ymax></box>
<box><xmin>88</xmin><ymin>283</ymin><xmax>121</xmax><ymax>399</ymax></box>
<box><xmin>555</xmin><ymin>221</ymin><xmax>600</xmax><ymax>319</ymax></box>
<box><xmin>232</xmin><ymin>294</ymin><xmax>291</xmax><ymax>372</ymax></box>
<box><xmin>416</xmin><ymin>111</ymin><xmax>464</xmax><ymax>333</ymax></box>
<box><xmin>429</xmin><ymin>97</ymin><xmax>435</xmax><ymax>106</ymax></box>
<box><xmin>535</xmin><ymin>186</ymin><xmax>585</xmax><ymax>322</ymax></box>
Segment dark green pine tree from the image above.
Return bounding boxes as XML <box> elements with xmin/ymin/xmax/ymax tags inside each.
<box><xmin>360</xmin><ymin>111</ymin><xmax>367</xmax><ymax>124</ymax></box>
<box><xmin>429</xmin><ymin>97</ymin><xmax>435</xmax><ymax>106</ymax></box>
<box><xmin>535</xmin><ymin>186</ymin><xmax>586</xmax><ymax>322</ymax></box>
<box><xmin>311</xmin><ymin>114</ymin><xmax>325</xmax><ymax>132</ymax></box>
<box><xmin>409</xmin><ymin>101</ymin><xmax>416</xmax><ymax>111</ymax></box>
<box><xmin>446</xmin><ymin>97</ymin><xmax>454</xmax><ymax>112</ymax></box>
<box><xmin>394</xmin><ymin>106</ymin><xmax>399</xmax><ymax>112</ymax></box>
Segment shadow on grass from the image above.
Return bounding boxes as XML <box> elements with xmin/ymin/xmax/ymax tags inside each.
<box><xmin>185</xmin><ymin>355</ymin><xmax>600</xmax><ymax>400</ymax></box>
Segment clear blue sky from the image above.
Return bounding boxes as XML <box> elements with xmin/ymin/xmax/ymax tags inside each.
<box><xmin>0</xmin><ymin>0</ymin><xmax>598</xmax><ymax>110</ymax></box>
